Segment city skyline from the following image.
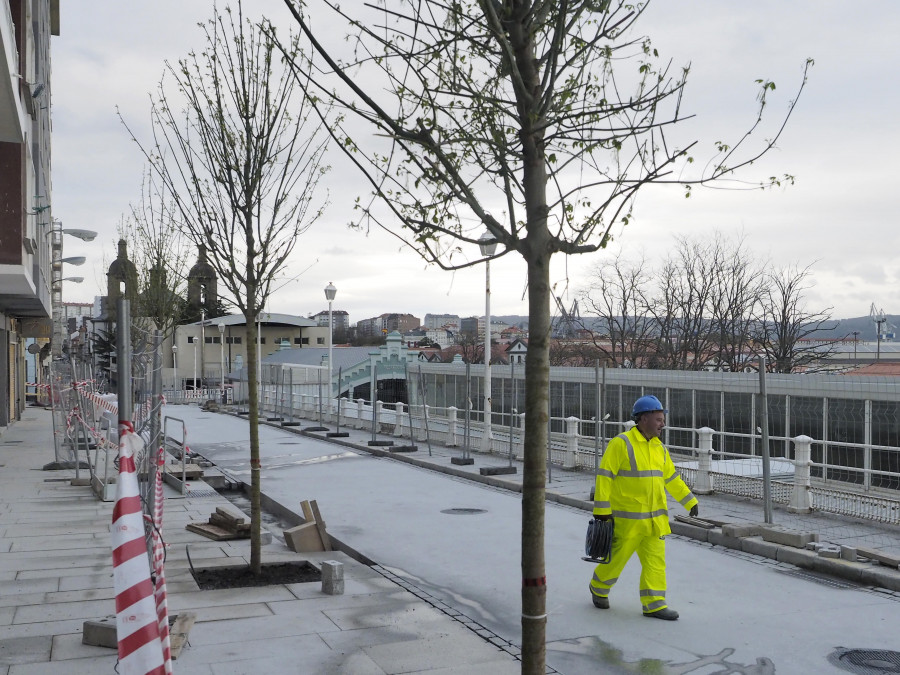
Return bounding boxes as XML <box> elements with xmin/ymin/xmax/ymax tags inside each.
<box><xmin>51</xmin><ymin>2</ymin><xmax>900</xmax><ymax>322</ymax></box>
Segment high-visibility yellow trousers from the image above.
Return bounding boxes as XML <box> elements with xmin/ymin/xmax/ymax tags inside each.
<box><xmin>589</xmin><ymin>532</ymin><xmax>668</xmax><ymax>614</ymax></box>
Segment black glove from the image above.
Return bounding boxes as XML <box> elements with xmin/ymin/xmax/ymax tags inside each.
<box><xmin>689</xmin><ymin>505</ymin><xmax>699</xmax><ymax>517</ymax></box>
<box><xmin>594</xmin><ymin>514</ymin><xmax>612</xmax><ymax>521</ymax></box>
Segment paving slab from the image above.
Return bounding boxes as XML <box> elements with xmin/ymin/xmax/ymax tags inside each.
<box><xmin>0</xmin><ymin>636</ymin><xmax>50</xmax><ymax>667</ymax></box>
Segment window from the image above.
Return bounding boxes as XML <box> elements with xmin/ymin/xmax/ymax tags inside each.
<box><xmin>301</xmin><ymin>337</ymin><xmax>309</xmax><ymax>345</ymax></box>
<box><xmin>226</xmin><ymin>336</ymin><xmax>242</xmax><ymax>345</ymax></box>
<box><xmin>205</xmin><ymin>336</ymin><xmax>221</xmax><ymax>344</ymax></box>
<box><xmin>187</xmin><ymin>336</ymin><xmax>196</xmax><ymax>344</ymax></box>
<box><xmin>294</xmin><ymin>337</ymin><xmax>302</xmax><ymax>345</ymax></box>
<box><xmin>316</xmin><ymin>337</ymin><xmax>325</xmax><ymax>345</ymax></box>
<box><xmin>260</xmin><ymin>337</ymin><xmax>266</xmax><ymax>344</ymax></box>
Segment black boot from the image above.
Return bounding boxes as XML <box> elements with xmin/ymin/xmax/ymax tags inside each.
<box><xmin>591</xmin><ymin>595</ymin><xmax>609</xmax><ymax>609</ymax></box>
<box><xmin>643</xmin><ymin>607</ymin><xmax>678</xmax><ymax>621</ymax></box>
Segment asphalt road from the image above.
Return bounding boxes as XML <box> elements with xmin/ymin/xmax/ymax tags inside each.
<box><xmin>176</xmin><ymin>406</ymin><xmax>900</xmax><ymax>674</ymax></box>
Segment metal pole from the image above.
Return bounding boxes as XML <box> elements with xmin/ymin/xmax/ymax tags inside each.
<box><xmin>464</xmin><ymin>362</ymin><xmax>471</xmax><ymax>460</ymax></box>
<box><xmin>418</xmin><ymin>365</ymin><xmax>432</xmax><ymax>456</ymax></box>
<box><xmin>546</xmin><ymin>377</ymin><xmax>552</xmax><ymax>482</ymax></box>
<box><xmin>758</xmin><ymin>356</ymin><xmax>773</xmax><ymax>524</ymax></box>
<box><xmin>594</xmin><ymin>360</ymin><xmax>600</xmax><ymax>476</ymax></box>
<box><xmin>508</xmin><ymin>359</ymin><xmax>515</xmax><ymax>467</ymax></box>
<box><xmin>335</xmin><ymin>366</ymin><xmax>343</xmax><ymax>434</ymax></box>
<box><xmin>288</xmin><ymin>368</ymin><xmax>294</xmax><ymax>422</ymax></box>
<box><xmin>370</xmin><ymin>362</ymin><xmax>378</xmax><ymax>443</ymax></box>
<box><xmin>148</xmin><ymin>330</ymin><xmax>163</xmax><ymax>517</ymax></box>
<box><xmin>482</xmin><ymin>259</ymin><xmax>492</xmax><ymax>453</ymax></box>
<box><xmin>117</xmin><ymin>297</ymin><xmax>133</xmax><ymax>436</ymax></box>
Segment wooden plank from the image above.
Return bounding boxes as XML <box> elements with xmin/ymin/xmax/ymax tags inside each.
<box><xmin>170</xmin><ymin>611</ymin><xmax>197</xmax><ymax>660</ymax></box>
<box><xmin>300</xmin><ymin>500</ymin><xmax>314</xmax><ymax>522</ymax></box>
<box><xmin>309</xmin><ymin>500</ymin><xmax>332</xmax><ymax>552</ymax></box>
<box><xmin>186</xmin><ymin>522</ymin><xmax>247</xmax><ymax>541</ymax></box>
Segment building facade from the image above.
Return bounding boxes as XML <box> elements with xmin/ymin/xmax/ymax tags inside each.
<box><xmin>0</xmin><ymin>1</ymin><xmax>60</xmax><ymax>423</ymax></box>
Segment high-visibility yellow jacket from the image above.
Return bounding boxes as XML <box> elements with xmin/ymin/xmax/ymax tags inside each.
<box><xmin>593</xmin><ymin>426</ymin><xmax>697</xmax><ymax>537</ymax></box>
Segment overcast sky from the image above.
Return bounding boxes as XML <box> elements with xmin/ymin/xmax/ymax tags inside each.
<box><xmin>51</xmin><ymin>2</ymin><xmax>900</xmax><ymax>325</ymax></box>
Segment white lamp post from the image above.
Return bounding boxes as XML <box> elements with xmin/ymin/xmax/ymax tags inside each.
<box><xmin>479</xmin><ymin>231</ymin><xmax>497</xmax><ymax>453</ymax></box>
<box><xmin>193</xmin><ymin>338</ymin><xmax>198</xmax><ymax>390</ymax></box>
<box><xmin>172</xmin><ymin>345</ymin><xmax>178</xmax><ymax>393</ymax></box>
<box><xmin>325</xmin><ymin>283</ymin><xmax>337</xmax><ymax>402</ymax></box>
<box><xmin>218</xmin><ymin>322</ymin><xmax>226</xmax><ymax>394</ymax></box>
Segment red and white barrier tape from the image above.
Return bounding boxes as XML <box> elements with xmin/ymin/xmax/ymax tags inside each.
<box><xmin>112</xmin><ymin>421</ymin><xmax>167</xmax><ymax>675</ymax></box>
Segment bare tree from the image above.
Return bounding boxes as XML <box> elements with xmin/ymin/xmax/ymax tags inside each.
<box><xmin>704</xmin><ymin>232</ymin><xmax>766</xmax><ymax>371</ymax></box>
<box><xmin>649</xmin><ymin>236</ymin><xmax>722</xmax><ymax>370</ymax></box>
<box><xmin>124</xmin><ymin>171</ymin><xmax>192</xmax><ymax>338</ymax></box>
<box><xmin>121</xmin><ymin>2</ymin><xmax>330</xmax><ymax>574</ymax></box>
<box><xmin>278</xmin><ymin>1</ymin><xmax>810</xmax><ymax>668</ymax></box>
<box><xmin>754</xmin><ymin>264</ymin><xmax>839</xmax><ymax>373</ymax></box>
<box><xmin>579</xmin><ymin>254</ymin><xmax>655</xmax><ymax>367</ymax></box>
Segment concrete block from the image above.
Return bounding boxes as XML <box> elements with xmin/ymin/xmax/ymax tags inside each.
<box><xmin>818</xmin><ymin>545</ymin><xmax>841</xmax><ymax>559</ymax></box>
<box><xmin>810</xmin><ymin>557</ymin><xmax>864</xmax><ymax>584</ymax></box>
<box><xmin>479</xmin><ymin>465</ymin><xmax>517</xmax><ymax>476</ymax></box>
<box><xmin>284</xmin><ymin>523</ymin><xmax>326</xmax><ymax>552</ymax></box>
<box><xmin>708</xmin><ymin>529</ymin><xmax>743</xmax><ymax>551</ymax></box>
<box><xmin>669</xmin><ymin>520</ymin><xmax>709</xmax><ymax>542</ymax></box>
<box><xmin>82</xmin><ymin>616</ymin><xmax>117</xmax><ymax>648</ymax></box>
<box><xmin>759</xmin><ymin>525</ymin><xmax>819</xmax><ymax>548</ymax></box>
<box><xmin>740</xmin><ymin>537</ymin><xmax>779</xmax><ymax>561</ymax></box>
<box><xmin>861</xmin><ymin>565</ymin><xmax>900</xmax><ymax>592</ymax></box>
<box><xmin>722</xmin><ymin>523</ymin><xmax>760</xmax><ymax>538</ymax></box>
<box><xmin>840</xmin><ymin>546</ymin><xmax>858</xmax><ymax>561</ymax></box>
<box><xmin>775</xmin><ymin>545</ymin><xmax>819</xmax><ymax>570</ymax></box>
<box><xmin>857</xmin><ymin>546</ymin><xmax>900</xmax><ymax>569</ymax></box>
<box><xmin>805</xmin><ymin>541</ymin><xmax>823</xmax><ymax>551</ymax></box>
<box><xmin>451</xmin><ymin>457</ymin><xmax>475</xmax><ymax>465</ymax></box>
<box><xmin>321</xmin><ymin>560</ymin><xmax>344</xmax><ymax>595</ymax></box>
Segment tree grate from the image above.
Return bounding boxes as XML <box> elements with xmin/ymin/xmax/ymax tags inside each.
<box><xmin>441</xmin><ymin>508</ymin><xmax>487</xmax><ymax>515</ymax></box>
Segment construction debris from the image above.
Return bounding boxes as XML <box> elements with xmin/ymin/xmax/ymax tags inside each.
<box><xmin>186</xmin><ymin>507</ymin><xmax>251</xmax><ymax>541</ymax></box>
<box><xmin>284</xmin><ymin>500</ymin><xmax>332</xmax><ymax>553</ymax></box>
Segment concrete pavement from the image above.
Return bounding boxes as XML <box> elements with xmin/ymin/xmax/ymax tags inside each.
<box><xmin>0</xmin><ymin>408</ymin><xmax>520</xmax><ymax>674</ymax></box>
<box><xmin>2</xmin><ymin>403</ymin><xmax>900</xmax><ymax>673</ymax></box>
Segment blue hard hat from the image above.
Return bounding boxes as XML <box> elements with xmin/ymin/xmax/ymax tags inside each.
<box><xmin>632</xmin><ymin>395</ymin><xmax>667</xmax><ymax>417</ymax></box>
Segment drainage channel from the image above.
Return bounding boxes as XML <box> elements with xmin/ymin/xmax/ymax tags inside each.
<box><xmin>369</xmin><ymin>563</ymin><xmax>537</xmax><ymax>671</ymax></box>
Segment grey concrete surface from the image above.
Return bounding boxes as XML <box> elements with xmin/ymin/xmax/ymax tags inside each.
<box><xmin>0</xmin><ymin>408</ymin><xmax>520</xmax><ymax>674</ymax></box>
<box><xmin>2</xmin><ymin>404</ymin><xmax>900</xmax><ymax>674</ymax></box>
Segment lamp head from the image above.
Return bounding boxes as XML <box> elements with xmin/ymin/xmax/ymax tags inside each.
<box><xmin>324</xmin><ymin>282</ymin><xmax>337</xmax><ymax>302</ymax></box>
<box><xmin>478</xmin><ymin>231</ymin><xmax>498</xmax><ymax>257</ymax></box>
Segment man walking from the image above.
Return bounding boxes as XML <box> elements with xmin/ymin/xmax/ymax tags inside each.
<box><xmin>589</xmin><ymin>395</ymin><xmax>698</xmax><ymax>620</ymax></box>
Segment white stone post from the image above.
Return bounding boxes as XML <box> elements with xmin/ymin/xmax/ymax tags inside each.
<box><xmin>394</xmin><ymin>402</ymin><xmax>405</xmax><ymax>437</ymax></box>
<box><xmin>356</xmin><ymin>398</ymin><xmax>366</xmax><ymax>430</ymax></box>
<box><xmin>447</xmin><ymin>406</ymin><xmax>458</xmax><ymax>447</ymax></box>
<box><xmin>695</xmin><ymin>427</ymin><xmax>715</xmax><ymax>494</ymax></box>
<box><xmin>789</xmin><ymin>435</ymin><xmax>813</xmax><ymax>513</ymax></box>
<box><xmin>374</xmin><ymin>400</ymin><xmax>383</xmax><ymax>434</ymax></box>
<box><xmin>564</xmin><ymin>416</ymin><xmax>579</xmax><ymax>469</ymax></box>
<box><xmin>518</xmin><ymin>412</ymin><xmax>526</xmax><ymax>460</ymax></box>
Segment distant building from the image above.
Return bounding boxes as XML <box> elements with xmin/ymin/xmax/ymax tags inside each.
<box><xmin>424</xmin><ymin>313</ymin><xmax>460</xmax><ymax>331</ymax></box>
<box><xmin>310</xmin><ymin>309</ymin><xmax>350</xmax><ymax>335</ymax></box>
<box><xmin>357</xmin><ymin>313</ymin><xmax>420</xmax><ymax>338</ymax></box>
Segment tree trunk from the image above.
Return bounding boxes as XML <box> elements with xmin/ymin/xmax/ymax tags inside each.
<box><xmin>522</xmin><ymin>249</ymin><xmax>551</xmax><ymax>673</ymax></box>
<box><xmin>244</xmin><ymin>313</ymin><xmax>262</xmax><ymax>575</ymax></box>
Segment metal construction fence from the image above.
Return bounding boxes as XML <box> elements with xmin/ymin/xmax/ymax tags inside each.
<box><xmin>220</xmin><ymin>359</ymin><xmax>900</xmax><ymax>526</ymax></box>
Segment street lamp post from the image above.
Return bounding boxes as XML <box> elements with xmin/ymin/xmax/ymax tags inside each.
<box><xmin>852</xmin><ymin>331</ymin><xmax>860</xmax><ymax>365</ymax></box>
<box><xmin>193</xmin><ymin>338</ymin><xmax>198</xmax><ymax>390</ymax></box>
<box><xmin>172</xmin><ymin>345</ymin><xmax>178</xmax><ymax>393</ymax></box>
<box><xmin>218</xmin><ymin>322</ymin><xmax>226</xmax><ymax>397</ymax></box>
<box><xmin>325</xmin><ymin>283</ymin><xmax>337</xmax><ymax>406</ymax></box>
<box><xmin>479</xmin><ymin>231</ymin><xmax>497</xmax><ymax>453</ymax></box>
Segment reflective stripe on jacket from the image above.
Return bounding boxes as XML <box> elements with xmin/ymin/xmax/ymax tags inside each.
<box><xmin>593</xmin><ymin>426</ymin><xmax>697</xmax><ymax>537</ymax></box>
